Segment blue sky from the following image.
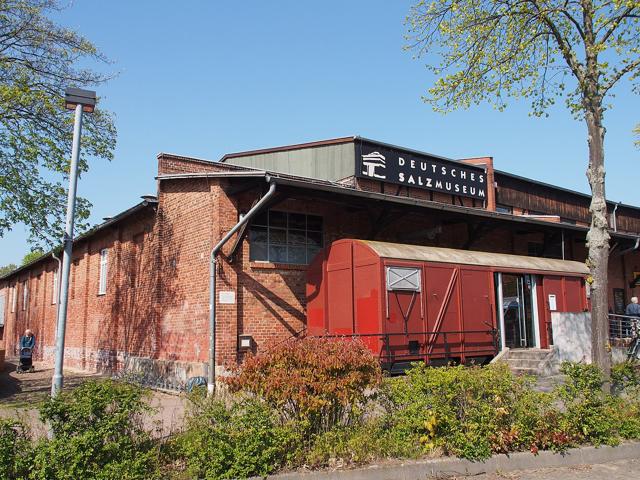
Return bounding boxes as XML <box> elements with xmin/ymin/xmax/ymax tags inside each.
<box><xmin>1</xmin><ymin>0</ymin><xmax>638</xmax><ymax>265</ymax></box>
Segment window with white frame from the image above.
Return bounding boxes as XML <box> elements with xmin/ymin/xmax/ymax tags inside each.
<box><xmin>98</xmin><ymin>248</ymin><xmax>108</xmax><ymax>295</ymax></box>
<box><xmin>11</xmin><ymin>285</ymin><xmax>16</xmax><ymax>312</ymax></box>
<box><xmin>22</xmin><ymin>281</ymin><xmax>28</xmax><ymax>310</ymax></box>
<box><xmin>249</xmin><ymin>210</ymin><xmax>323</xmax><ymax>264</ymax></box>
<box><xmin>52</xmin><ymin>269</ymin><xmax>59</xmax><ymax>304</ymax></box>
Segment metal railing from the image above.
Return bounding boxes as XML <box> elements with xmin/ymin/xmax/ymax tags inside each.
<box><xmin>608</xmin><ymin>314</ymin><xmax>639</xmax><ymax>340</ymax></box>
<box><xmin>316</xmin><ymin>328</ymin><xmax>499</xmax><ymax>365</ymax></box>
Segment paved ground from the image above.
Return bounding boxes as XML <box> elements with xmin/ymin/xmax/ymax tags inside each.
<box><xmin>432</xmin><ymin>458</ymin><xmax>640</xmax><ymax>479</ymax></box>
<box><xmin>0</xmin><ymin>359</ymin><xmax>187</xmax><ymax>438</ymax></box>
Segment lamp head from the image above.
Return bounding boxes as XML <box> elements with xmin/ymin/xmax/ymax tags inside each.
<box><xmin>64</xmin><ymin>88</ymin><xmax>97</xmax><ymax>113</ymax></box>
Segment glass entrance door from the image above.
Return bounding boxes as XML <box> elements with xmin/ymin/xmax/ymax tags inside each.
<box><xmin>501</xmin><ymin>274</ymin><xmax>535</xmax><ymax>348</ymax></box>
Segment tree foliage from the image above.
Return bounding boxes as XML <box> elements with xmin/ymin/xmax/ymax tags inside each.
<box><xmin>0</xmin><ymin>262</ymin><xmax>16</xmax><ymax>276</ymax></box>
<box><xmin>406</xmin><ymin>0</ymin><xmax>640</xmax><ymax>116</ymax></box>
<box><xmin>0</xmin><ymin>0</ymin><xmax>116</xmax><ymax>247</ymax></box>
<box><xmin>21</xmin><ymin>248</ymin><xmax>43</xmax><ymax>265</ymax></box>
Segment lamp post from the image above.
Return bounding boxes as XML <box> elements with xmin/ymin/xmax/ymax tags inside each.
<box><xmin>51</xmin><ymin>88</ymin><xmax>96</xmax><ymax>397</ymax></box>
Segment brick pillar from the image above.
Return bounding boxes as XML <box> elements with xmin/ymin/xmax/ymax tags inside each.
<box><xmin>460</xmin><ymin>157</ymin><xmax>496</xmax><ymax>211</ymax></box>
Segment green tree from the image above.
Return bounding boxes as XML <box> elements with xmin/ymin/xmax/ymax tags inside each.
<box><xmin>0</xmin><ymin>262</ymin><xmax>17</xmax><ymax>276</ymax></box>
<box><xmin>0</xmin><ymin>0</ymin><xmax>116</xmax><ymax>247</ymax></box>
<box><xmin>406</xmin><ymin>0</ymin><xmax>640</xmax><ymax>383</ymax></box>
<box><xmin>22</xmin><ymin>249</ymin><xmax>43</xmax><ymax>265</ymax></box>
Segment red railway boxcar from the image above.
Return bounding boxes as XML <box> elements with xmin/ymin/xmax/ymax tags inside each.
<box><xmin>306</xmin><ymin>239</ymin><xmax>589</xmax><ymax>371</ymax></box>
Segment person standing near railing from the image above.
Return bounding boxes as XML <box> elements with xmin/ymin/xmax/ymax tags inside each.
<box><xmin>624</xmin><ymin>297</ymin><xmax>640</xmax><ymax>338</ymax></box>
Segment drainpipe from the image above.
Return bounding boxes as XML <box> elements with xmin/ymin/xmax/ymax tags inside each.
<box><xmin>208</xmin><ymin>178</ymin><xmax>276</xmax><ymax>394</ymax></box>
<box><xmin>612</xmin><ymin>202</ymin><xmax>621</xmax><ymax>232</ymax></box>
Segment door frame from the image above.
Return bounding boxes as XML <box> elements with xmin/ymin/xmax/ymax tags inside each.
<box><xmin>496</xmin><ymin>272</ymin><xmax>540</xmax><ymax>350</ymax></box>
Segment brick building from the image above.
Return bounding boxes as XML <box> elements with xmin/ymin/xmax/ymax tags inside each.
<box><xmin>1</xmin><ymin>137</ymin><xmax>639</xmax><ymax>383</ymax></box>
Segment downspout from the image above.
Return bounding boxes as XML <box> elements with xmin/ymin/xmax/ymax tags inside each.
<box><xmin>612</xmin><ymin>202</ymin><xmax>620</xmax><ymax>232</ymax></box>
<box><xmin>208</xmin><ymin>178</ymin><xmax>276</xmax><ymax>394</ymax></box>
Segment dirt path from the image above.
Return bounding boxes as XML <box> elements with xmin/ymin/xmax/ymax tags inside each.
<box><xmin>0</xmin><ymin>359</ymin><xmax>187</xmax><ymax>438</ymax></box>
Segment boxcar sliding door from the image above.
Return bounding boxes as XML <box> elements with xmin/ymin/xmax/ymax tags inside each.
<box><xmin>384</xmin><ymin>265</ymin><xmax>424</xmax><ymax>365</ymax></box>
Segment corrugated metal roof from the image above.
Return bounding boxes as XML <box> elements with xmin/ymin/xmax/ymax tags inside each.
<box><xmin>361</xmin><ymin>240</ymin><xmax>589</xmax><ymax>275</ymax></box>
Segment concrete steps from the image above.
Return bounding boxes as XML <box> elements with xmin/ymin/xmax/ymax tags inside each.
<box><xmin>494</xmin><ymin>348</ymin><xmax>556</xmax><ymax>376</ymax></box>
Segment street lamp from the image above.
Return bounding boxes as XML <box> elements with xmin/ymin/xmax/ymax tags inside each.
<box><xmin>51</xmin><ymin>88</ymin><xmax>96</xmax><ymax>397</ymax></box>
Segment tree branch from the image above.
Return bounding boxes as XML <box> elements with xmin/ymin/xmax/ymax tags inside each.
<box><xmin>602</xmin><ymin>58</ymin><xmax>640</xmax><ymax>94</ymax></box>
<box><xmin>598</xmin><ymin>6</ymin><xmax>637</xmax><ymax>44</ymax></box>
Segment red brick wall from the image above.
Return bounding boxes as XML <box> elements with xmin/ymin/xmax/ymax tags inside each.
<box><xmin>0</xmin><ymin>207</ymin><xmax>158</xmax><ymax>372</ymax></box>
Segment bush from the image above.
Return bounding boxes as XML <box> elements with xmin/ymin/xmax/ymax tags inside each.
<box><xmin>172</xmin><ymin>393</ymin><xmax>300</xmax><ymax>480</ymax></box>
<box><xmin>226</xmin><ymin>337</ymin><xmax>382</xmax><ymax>434</ymax></box>
<box><xmin>31</xmin><ymin>379</ymin><xmax>159</xmax><ymax>480</ymax></box>
<box><xmin>607</xmin><ymin>393</ymin><xmax>640</xmax><ymax>440</ymax></box>
<box><xmin>0</xmin><ymin>419</ymin><xmax>33</xmax><ymax>480</ymax></box>
<box><xmin>383</xmin><ymin>363</ymin><xmax>572</xmax><ymax>460</ymax></box>
<box><xmin>556</xmin><ymin>362</ymin><xmax>618</xmax><ymax>446</ymax></box>
<box><xmin>305</xmin><ymin>415</ymin><xmax>423</xmax><ymax>468</ymax></box>
<box><xmin>611</xmin><ymin>362</ymin><xmax>640</xmax><ymax>393</ymax></box>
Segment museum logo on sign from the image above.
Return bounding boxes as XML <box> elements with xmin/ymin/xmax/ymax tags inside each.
<box><xmin>361</xmin><ymin>151</ymin><xmax>387</xmax><ymax>179</ymax></box>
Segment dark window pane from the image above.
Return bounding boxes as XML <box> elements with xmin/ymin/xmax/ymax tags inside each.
<box><xmin>289</xmin><ymin>213</ymin><xmax>306</xmax><ymax>229</ymax></box>
<box><xmin>269</xmin><ymin>245</ymin><xmax>287</xmax><ymax>263</ymax></box>
<box><xmin>289</xmin><ymin>246</ymin><xmax>306</xmax><ymax>264</ymax></box>
<box><xmin>307</xmin><ymin>215</ymin><xmax>323</xmax><ymax>231</ymax></box>
<box><xmin>269</xmin><ymin>211</ymin><xmax>287</xmax><ymax>228</ymax></box>
<box><xmin>249</xmin><ymin>226</ymin><xmax>267</xmax><ymax>244</ymax></box>
<box><xmin>307</xmin><ymin>246</ymin><xmax>322</xmax><ymax>262</ymax></box>
<box><xmin>307</xmin><ymin>231</ymin><xmax>323</xmax><ymax>247</ymax></box>
<box><xmin>269</xmin><ymin>227</ymin><xmax>286</xmax><ymax>245</ymax></box>
<box><xmin>252</xmin><ymin>211</ymin><xmax>268</xmax><ymax>226</ymax></box>
<box><xmin>289</xmin><ymin>229</ymin><xmax>306</xmax><ymax>245</ymax></box>
<box><xmin>250</xmin><ymin>242</ymin><xmax>268</xmax><ymax>261</ymax></box>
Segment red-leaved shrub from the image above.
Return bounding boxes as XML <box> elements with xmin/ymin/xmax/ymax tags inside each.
<box><xmin>225</xmin><ymin>337</ymin><xmax>382</xmax><ymax>433</ymax></box>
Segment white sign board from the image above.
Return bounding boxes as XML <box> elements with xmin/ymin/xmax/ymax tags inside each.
<box><xmin>548</xmin><ymin>294</ymin><xmax>557</xmax><ymax>311</ymax></box>
<box><xmin>219</xmin><ymin>291</ymin><xmax>236</xmax><ymax>305</ymax></box>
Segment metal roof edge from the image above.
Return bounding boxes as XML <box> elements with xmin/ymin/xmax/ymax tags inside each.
<box><xmin>0</xmin><ymin>200</ymin><xmax>157</xmax><ymax>282</ymax></box>
<box><xmin>219</xmin><ymin>136</ymin><xmax>357</xmax><ymax>162</ymax></box>
<box><xmin>156</xmin><ymin>170</ymin><xmax>267</xmax><ymax>180</ymax></box>
<box><xmin>151</xmin><ymin>169</ymin><xmax>640</xmax><ymax>239</ymax></box>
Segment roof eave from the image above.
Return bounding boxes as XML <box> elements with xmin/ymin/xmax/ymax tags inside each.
<box><xmin>0</xmin><ymin>199</ymin><xmax>157</xmax><ymax>282</ymax></box>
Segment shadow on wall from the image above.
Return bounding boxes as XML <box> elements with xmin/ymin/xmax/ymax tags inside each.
<box><xmin>234</xmin><ymin>261</ymin><xmax>307</xmax><ymax>361</ymax></box>
<box><xmin>96</xmin><ymin>208</ymin><xmax>184</xmax><ymax>374</ymax></box>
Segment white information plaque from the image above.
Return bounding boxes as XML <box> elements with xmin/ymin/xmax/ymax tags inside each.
<box><xmin>219</xmin><ymin>291</ymin><xmax>236</xmax><ymax>304</ymax></box>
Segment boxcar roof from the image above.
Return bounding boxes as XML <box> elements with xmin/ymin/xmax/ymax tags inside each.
<box><xmin>361</xmin><ymin>240</ymin><xmax>589</xmax><ymax>275</ymax></box>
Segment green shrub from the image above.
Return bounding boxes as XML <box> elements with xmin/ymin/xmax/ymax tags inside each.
<box><xmin>607</xmin><ymin>392</ymin><xmax>640</xmax><ymax>440</ymax></box>
<box><xmin>226</xmin><ymin>337</ymin><xmax>382</xmax><ymax>434</ymax></box>
<box><xmin>172</xmin><ymin>393</ymin><xmax>300</xmax><ymax>480</ymax></box>
<box><xmin>0</xmin><ymin>419</ymin><xmax>33</xmax><ymax>480</ymax></box>
<box><xmin>305</xmin><ymin>414</ymin><xmax>424</xmax><ymax>468</ymax></box>
<box><xmin>611</xmin><ymin>362</ymin><xmax>640</xmax><ymax>393</ymax></box>
<box><xmin>31</xmin><ymin>379</ymin><xmax>159</xmax><ymax>480</ymax></box>
<box><xmin>556</xmin><ymin>362</ymin><xmax>618</xmax><ymax>446</ymax></box>
<box><xmin>383</xmin><ymin>363</ymin><xmax>572</xmax><ymax>460</ymax></box>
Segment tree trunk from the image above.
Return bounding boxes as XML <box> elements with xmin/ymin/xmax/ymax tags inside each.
<box><xmin>585</xmin><ymin>108</ymin><xmax>611</xmax><ymax>390</ymax></box>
